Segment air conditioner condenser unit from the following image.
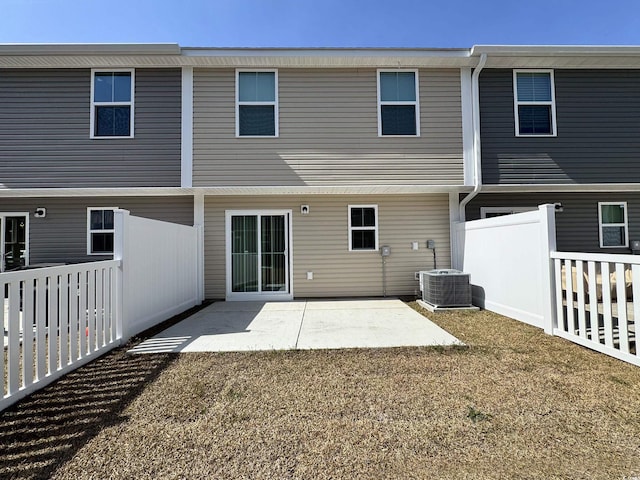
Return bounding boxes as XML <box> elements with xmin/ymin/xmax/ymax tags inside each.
<box><xmin>420</xmin><ymin>269</ymin><xmax>472</xmax><ymax>308</ymax></box>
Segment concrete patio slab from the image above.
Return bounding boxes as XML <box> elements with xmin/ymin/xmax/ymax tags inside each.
<box><xmin>128</xmin><ymin>299</ymin><xmax>463</xmax><ymax>354</ymax></box>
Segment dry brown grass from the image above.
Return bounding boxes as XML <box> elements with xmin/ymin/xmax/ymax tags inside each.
<box><xmin>2</xmin><ymin>304</ymin><xmax>640</xmax><ymax>479</ymax></box>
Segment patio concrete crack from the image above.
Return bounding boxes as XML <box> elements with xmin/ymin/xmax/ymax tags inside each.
<box><xmin>294</xmin><ymin>301</ymin><xmax>308</xmax><ymax>349</ymax></box>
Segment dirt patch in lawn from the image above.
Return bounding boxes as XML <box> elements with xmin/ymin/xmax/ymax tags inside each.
<box><xmin>3</xmin><ymin>305</ymin><xmax>640</xmax><ymax>479</ymax></box>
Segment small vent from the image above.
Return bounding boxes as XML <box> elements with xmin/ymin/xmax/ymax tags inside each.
<box><xmin>420</xmin><ymin>269</ymin><xmax>472</xmax><ymax>308</ymax></box>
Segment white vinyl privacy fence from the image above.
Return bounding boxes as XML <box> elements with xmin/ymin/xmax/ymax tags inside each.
<box><xmin>456</xmin><ymin>204</ymin><xmax>640</xmax><ymax>367</ymax></box>
<box><xmin>1</xmin><ymin>209</ymin><xmax>200</xmax><ymax>411</ymax></box>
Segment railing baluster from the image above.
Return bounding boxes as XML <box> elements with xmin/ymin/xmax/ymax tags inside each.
<box><xmin>59</xmin><ymin>273</ymin><xmax>69</xmax><ymax>367</ymax></box>
<box><xmin>576</xmin><ymin>260</ymin><xmax>586</xmax><ymax>338</ymax></box>
<box><xmin>1</xmin><ymin>282</ymin><xmax>6</xmax><ymax>398</ymax></box>
<box><xmin>615</xmin><ymin>263</ymin><xmax>630</xmax><ymax>353</ymax></box>
<box><xmin>8</xmin><ymin>281</ymin><xmax>20</xmax><ymax>394</ymax></box>
<box><xmin>35</xmin><ymin>276</ymin><xmax>46</xmax><ymax>381</ymax></box>
<box><xmin>554</xmin><ymin>258</ymin><xmax>564</xmax><ymax>332</ymax></box>
<box><xmin>22</xmin><ymin>278</ymin><xmax>34</xmax><ymax>388</ymax></box>
<box><xmin>601</xmin><ymin>262</ymin><xmax>614</xmax><ymax>348</ymax></box>
<box><xmin>47</xmin><ymin>275</ymin><xmax>58</xmax><ymax>374</ymax></box>
<box><xmin>95</xmin><ymin>268</ymin><xmax>104</xmax><ymax>348</ymax></box>
<box><xmin>69</xmin><ymin>272</ymin><xmax>78</xmax><ymax>363</ymax></box>
<box><xmin>564</xmin><ymin>259</ymin><xmax>575</xmax><ymax>333</ymax></box>
<box><xmin>87</xmin><ymin>270</ymin><xmax>95</xmax><ymax>354</ymax></box>
<box><xmin>79</xmin><ymin>270</ymin><xmax>87</xmax><ymax>358</ymax></box>
<box><xmin>587</xmin><ymin>261</ymin><xmax>599</xmax><ymax>343</ymax></box>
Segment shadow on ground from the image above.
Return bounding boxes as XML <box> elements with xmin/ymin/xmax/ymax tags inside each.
<box><xmin>0</xmin><ymin>302</ymin><xmax>211</xmax><ymax>480</ymax></box>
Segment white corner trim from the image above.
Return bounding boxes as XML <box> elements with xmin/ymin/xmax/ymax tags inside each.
<box><xmin>460</xmin><ymin>67</ymin><xmax>474</xmax><ymax>186</ymax></box>
<box><xmin>181</xmin><ymin>66</ymin><xmax>194</xmax><ymax>188</ymax></box>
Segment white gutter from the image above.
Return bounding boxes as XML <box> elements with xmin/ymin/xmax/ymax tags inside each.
<box><xmin>458</xmin><ymin>53</ymin><xmax>487</xmax><ymax>220</ymax></box>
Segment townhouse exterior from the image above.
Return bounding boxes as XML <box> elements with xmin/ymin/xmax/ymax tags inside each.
<box><xmin>463</xmin><ymin>46</ymin><xmax>640</xmax><ymax>255</ymax></box>
<box><xmin>0</xmin><ymin>44</ymin><xmax>480</xmax><ymax>300</ymax></box>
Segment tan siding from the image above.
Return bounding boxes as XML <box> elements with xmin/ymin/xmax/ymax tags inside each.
<box><xmin>193</xmin><ymin>68</ymin><xmax>463</xmax><ymax>187</ymax></box>
<box><xmin>204</xmin><ymin>195</ymin><xmax>451</xmax><ymax>299</ymax></box>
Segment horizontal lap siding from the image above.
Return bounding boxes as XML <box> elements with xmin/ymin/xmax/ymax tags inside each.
<box><xmin>0</xmin><ymin>196</ymin><xmax>193</xmax><ymax>264</ymax></box>
<box><xmin>480</xmin><ymin>69</ymin><xmax>640</xmax><ymax>184</ymax></box>
<box><xmin>194</xmin><ymin>68</ymin><xmax>463</xmax><ymax>186</ymax></box>
<box><xmin>0</xmin><ymin>69</ymin><xmax>181</xmax><ymax>188</ymax></box>
<box><xmin>466</xmin><ymin>192</ymin><xmax>640</xmax><ymax>253</ymax></box>
<box><xmin>204</xmin><ymin>195</ymin><xmax>451</xmax><ymax>299</ymax></box>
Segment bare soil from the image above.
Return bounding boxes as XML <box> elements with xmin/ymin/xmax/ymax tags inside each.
<box><xmin>1</xmin><ymin>304</ymin><xmax>639</xmax><ymax>479</ymax></box>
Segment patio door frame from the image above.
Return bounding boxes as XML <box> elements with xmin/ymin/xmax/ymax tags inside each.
<box><xmin>0</xmin><ymin>212</ymin><xmax>29</xmax><ymax>273</ymax></box>
<box><xmin>225</xmin><ymin>209</ymin><xmax>293</xmax><ymax>301</ymax></box>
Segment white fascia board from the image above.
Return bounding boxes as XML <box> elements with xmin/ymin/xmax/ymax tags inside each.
<box><xmin>192</xmin><ymin>185</ymin><xmax>473</xmax><ymax>196</ymax></box>
<box><xmin>481</xmin><ymin>184</ymin><xmax>640</xmax><ymax>193</ymax></box>
<box><xmin>0</xmin><ymin>43</ymin><xmax>181</xmax><ymax>55</ymax></box>
<box><xmin>0</xmin><ymin>187</ymin><xmax>193</xmax><ymax>198</ymax></box>
<box><xmin>472</xmin><ymin>45</ymin><xmax>640</xmax><ymax>56</ymax></box>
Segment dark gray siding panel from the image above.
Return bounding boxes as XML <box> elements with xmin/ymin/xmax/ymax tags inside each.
<box><xmin>0</xmin><ymin>196</ymin><xmax>193</xmax><ymax>264</ymax></box>
<box><xmin>466</xmin><ymin>192</ymin><xmax>640</xmax><ymax>254</ymax></box>
<box><xmin>480</xmin><ymin>69</ymin><xmax>640</xmax><ymax>184</ymax></box>
<box><xmin>0</xmin><ymin>69</ymin><xmax>181</xmax><ymax>188</ymax></box>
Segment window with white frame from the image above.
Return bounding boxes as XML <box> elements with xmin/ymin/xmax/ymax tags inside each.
<box><xmin>87</xmin><ymin>208</ymin><xmax>115</xmax><ymax>254</ymax></box>
<box><xmin>91</xmin><ymin>70</ymin><xmax>134</xmax><ymax>138</ymax></box>
<box><xmin>236</xmin><ymin>70</ymin><xmax>278</xmax><ymax>137</ymax></box>
<box><xmin>348</xmin><ymin>205</ymin><xmax>378</xmax><ymax>251</ymax></box>
<box><xmin>480</xmin><ymin>206</ymin><xmax>537</xmax><ymax>219</ymax></box>
<box><xmin>599</xmin><ymin>202</ymin><xmax>628</xmax><ymax>248</ymax></box>
<box><xmin>377</xmin><ymin>70</ymin><xmax>419</xmax><ymax>136</ymax></box>
<box><xmin>513</xmin><ymin>70</ymin><xmax>556</xmax><ymax>136</ymax></box>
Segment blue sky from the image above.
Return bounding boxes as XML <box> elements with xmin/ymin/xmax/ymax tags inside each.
<box><xmin>2</xmin><ymin>0</ymin><xmax>639</xmax><ymax>47</ymax></box>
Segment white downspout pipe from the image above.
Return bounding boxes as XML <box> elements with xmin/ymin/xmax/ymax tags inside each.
<box><xmin>459</xmin><ymin>53</ymin><xmax>487</xmax><ymax>221</ymax></box>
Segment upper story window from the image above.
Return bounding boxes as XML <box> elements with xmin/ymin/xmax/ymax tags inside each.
<box><xmin>348</xmin><ymin>205</ymin><xmax>379</xmax><ymax>251</ymax></box>
<box><xmin>377</xmin><ymin>70</ymin><xmax>420</xmax><ymax>136</ymax></box>
<box><xmin>236</xmin><ymin>70</ymin><xmax>278</xmax><ymax>137</ymax></box>
<box><xmin>513</xmin><ymin>70</ymin><xmax>556</xmax><ymax>137</ymax></box>
<box><xmin>599</xmin><ymin>202</ymin><xmax>628</xmax><ymax>248</ymax></box>
<box><xmin>87</xmin><ymin>208</ymin><xmax>115</xmax><ymax>254</ymax></box>
<box><xmin>91</xmin><ymin>69</ymin><xmax>134</xmax><ymax>138</ymax></box>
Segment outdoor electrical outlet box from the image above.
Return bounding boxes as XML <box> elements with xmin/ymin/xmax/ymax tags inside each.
<box><xmin>632</xmin><ymin>240</ymin><xmax>640</xmax><ymax>253</ymax></box>
<box><xmin>381</xmin><ymin>245</ymin><xmax>391</xmax><ymax>257</ymax></box>
<box><xmin>426</xmin><ymin>240</ymin><xmax>435</xmax><ymax>249</ymax></box>
<box><xmin>411</xmin><ymin>241</ymin><xmax>419</xmax><ymax>250</ymax></box>
<box><xmin>306</xmin><ymin>271</ymin><xmax>313</xmax><ymax>280</ymax></box>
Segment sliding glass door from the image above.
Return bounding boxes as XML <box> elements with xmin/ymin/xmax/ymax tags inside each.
<box><xmin>227</xmin><ymin>210</ymin><xmax>291</xmax><ymax>300</ymax></box>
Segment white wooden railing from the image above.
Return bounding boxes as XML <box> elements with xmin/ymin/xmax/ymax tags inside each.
<box><xmin>2</xmin><ymin>260</ymin><xmax>120</xmax><ymax>411</ymax></box>
<box><xmin>552</xmin><ymin>251</ymin><xmax>640</xmax><ymax>367</ymax></box>
<box><xmin>1</xmin><ymin>209</ymin><xmax>201</xmax><ymax>412</ymax></box>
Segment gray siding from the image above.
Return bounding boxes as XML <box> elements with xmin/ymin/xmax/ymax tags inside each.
<box><xmin>0</xmin><ymin>196</ymin><xmax>193</xmax><ymax>264</ymax></box>
<box><xmin>0</xmin><ymin>69</ymin><xmax>182</xmax><ymax>188</ymax></box>
<box><xmin>480</xmin><ymin>69</ymin><xmax>640</xmax><ymax>184</ymax></box>
<box><xmin>194</xmin><ymin>68</ymin><xmax>463</xmax><ymax>186</ymax></box>
<box><xmin>465</xmin><ymin>192</ymin><xmax>640</xmax><ymax>254</ymax></box>
<box><xmin>204</xmin><ymin>194</ymin><xmax>451</xmax><ymax>299</ymax></box>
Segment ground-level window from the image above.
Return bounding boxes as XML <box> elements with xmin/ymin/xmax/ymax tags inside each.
<box><xmin>599</xmin><ymin>202</ymin><xmax>628</xmax><ymax>248</ymax></box>
<box><xmin>480</xmin><ymin>206</ymin><xmax>537</xmax><ymax>219</ymax></box>
<box><xmin>87</xmin><ymin>208</ymin><xmax>115</xmax><ymax>254</ymax></box>
<box><xmin>348</xmin><ymin>205</ymin><xmax>378</xmax><ymax>251</ymax></box>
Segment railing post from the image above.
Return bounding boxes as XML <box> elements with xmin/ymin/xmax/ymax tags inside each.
<box><xmin>113</xmin><ymin>209</ymin><xmax>130</xmax><ymax>342</ymax></box>
<box><xmin>539</xmin><ymin>204</ymin><xmax>557</xmax><ymax>335</ymax></box>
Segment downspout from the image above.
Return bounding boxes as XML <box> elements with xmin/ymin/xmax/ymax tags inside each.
<box><xmin>458</xmin><ymin>53</ymin><xmax>487</xmax><ymax>221</ymax></box>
